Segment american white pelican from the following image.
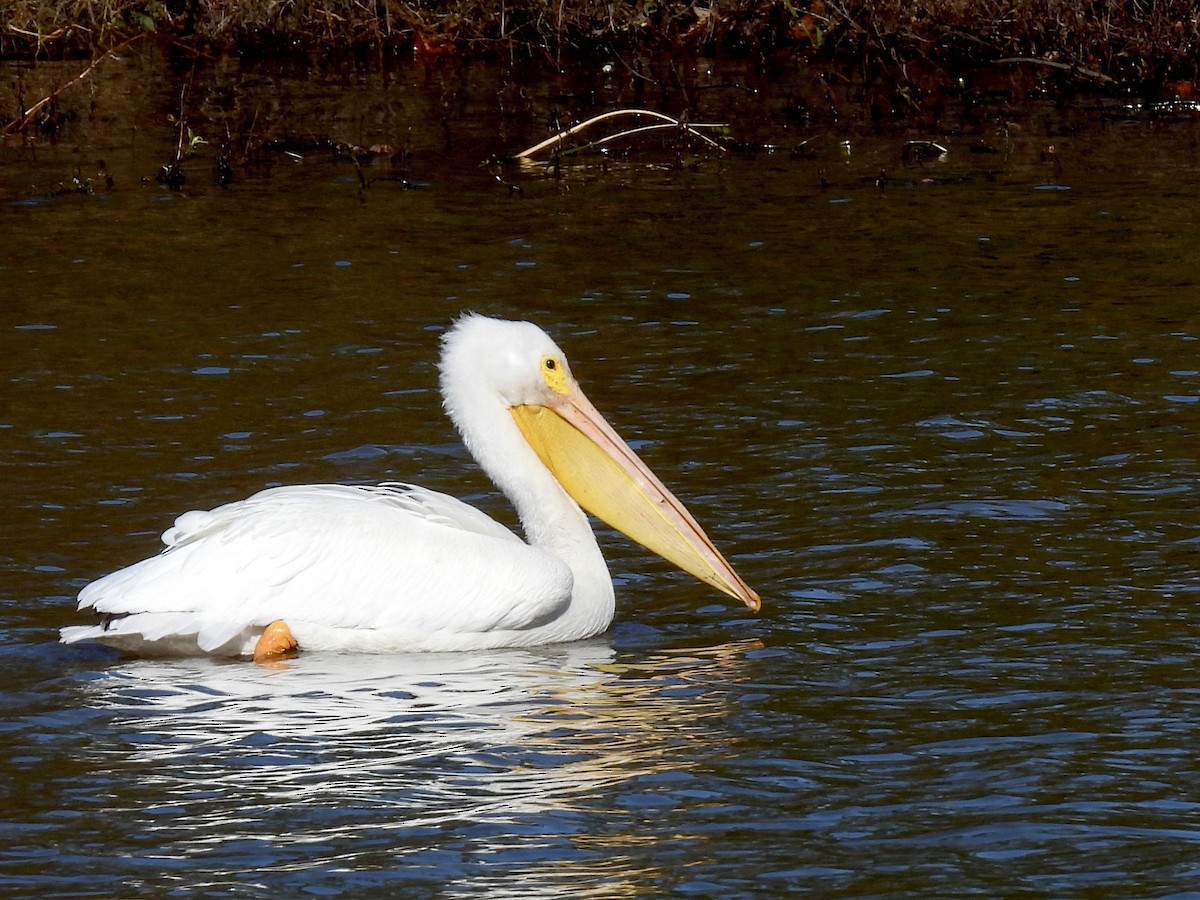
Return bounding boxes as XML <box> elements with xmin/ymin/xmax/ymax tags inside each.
<box><xmin>60</xmin><ymin>315</ymin><xmax>759</xmax><ymax>660</ymax></box>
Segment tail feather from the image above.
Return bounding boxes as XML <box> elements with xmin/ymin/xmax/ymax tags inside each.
<box><xmin>59</xmin><ymin>612</ymin><xmax>257</xmax><ymax>657</ymax></box>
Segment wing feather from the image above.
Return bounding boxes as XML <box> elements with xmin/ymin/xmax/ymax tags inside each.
<box><xmin>68</xmin><ymin>484</ymin><xmax>573</xmax><ymax>653</ymax></box>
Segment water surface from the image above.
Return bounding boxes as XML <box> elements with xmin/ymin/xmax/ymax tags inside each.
<box><xmin>2</xmin><ymin>49</ymin><xmax>1199</xmax><ymax>896</ymax></box>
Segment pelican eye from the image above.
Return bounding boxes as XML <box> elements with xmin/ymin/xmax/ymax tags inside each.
<box><xmin>540</xmin><ymin>354</ymin><xmax>570</xmax><ymax>394</ymax></box>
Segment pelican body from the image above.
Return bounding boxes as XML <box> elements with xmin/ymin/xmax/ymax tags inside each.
<box><xmin>61</xmin><ymin>316</ymin><xmax>759</xmax><ymax>658</ymax></box>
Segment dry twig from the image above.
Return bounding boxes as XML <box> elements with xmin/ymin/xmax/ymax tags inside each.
<box><xmin>2</xmin><ymin>36</ymin><xmax>143</xmax><ymax>136</ymax></box>
<box><xmin>514</xmin><ymin>109</ymin><xmax>726</xmax><ymax>159</ymax></box>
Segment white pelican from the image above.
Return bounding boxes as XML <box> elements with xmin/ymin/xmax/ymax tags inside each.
<box><xmin>60</xmin><ymin>315</ymin><xmax>759</xmax><ymax>660</ymax></box>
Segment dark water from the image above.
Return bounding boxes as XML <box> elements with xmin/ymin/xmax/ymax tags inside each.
<box><xmin>2</xmin><ymin>49</ymin><xmax>1199</xmax><ymax>896</ymax></box>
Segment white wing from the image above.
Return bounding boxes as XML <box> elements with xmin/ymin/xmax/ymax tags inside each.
<box><xmin>62</xmin><ymin>484</ymin><xmax>574</xmax><ymax>655</ymax></box>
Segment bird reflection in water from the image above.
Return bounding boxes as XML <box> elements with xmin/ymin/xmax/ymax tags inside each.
<box><xmin>80</xmin><ymin>639</ymin><xmax>762</xmax><ymax>895</ymax></box>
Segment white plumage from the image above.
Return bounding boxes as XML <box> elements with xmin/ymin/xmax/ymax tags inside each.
<box><xmin>61</xmin><ymin>315</ymin><xmax>758</xmax><ymax>658</ymax></box>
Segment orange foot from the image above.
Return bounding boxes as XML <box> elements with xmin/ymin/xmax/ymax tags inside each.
<box><xmin>253</xmin><ymin>619</ymin><xmax>298</xmax><ymax>662</ymax></box>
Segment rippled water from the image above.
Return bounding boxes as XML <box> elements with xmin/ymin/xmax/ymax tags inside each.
<box><xmin>3</xmin><ymin>49</ymin><xmax>1199</xmax><ymax>896</ymax></box>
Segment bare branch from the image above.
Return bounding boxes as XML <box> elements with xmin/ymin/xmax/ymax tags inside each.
<box><xmin>2</xmin><ymin>36</ymin><xmax>144</xmax><ymax>137</ymax></box>
<box><xmin>514</xmin><ymin>109</ymin><xmax>727</xmax><ymax>159</ymax></box>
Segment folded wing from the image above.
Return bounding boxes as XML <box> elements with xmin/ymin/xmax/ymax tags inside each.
<box><xmin>61</xmin><ymin>484</ymin><xmax>574</xmax><ymax>655</ymax></box>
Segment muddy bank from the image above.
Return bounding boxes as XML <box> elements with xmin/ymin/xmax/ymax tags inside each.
<box><xmin>3</xmin><ymin>1</ymin><xmax>1199</xmax><ymax>104</ymax></box>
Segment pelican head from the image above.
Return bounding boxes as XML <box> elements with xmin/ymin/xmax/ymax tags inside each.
<box><xmin>439</xmin><ymin>314</ymin><xmax>760</xmax><ymax>611</ymax></box>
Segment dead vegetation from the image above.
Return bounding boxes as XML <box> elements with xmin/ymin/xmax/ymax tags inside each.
<box><xmin>2</xmin><ymin>2</ymin><xmax>1199</xmax><ymax>99</ymax></box>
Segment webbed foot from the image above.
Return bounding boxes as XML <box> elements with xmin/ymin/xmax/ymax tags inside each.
<box><xmin>253</xmin><ymin>619</ymin><xmax>298</xmax><ymax>662</ymax></box>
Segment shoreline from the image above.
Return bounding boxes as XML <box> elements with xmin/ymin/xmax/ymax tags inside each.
<box><xmin>3</xmin><ymin>2</ymin><xmax>1198</xmax><ymax>102</ymax></box>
